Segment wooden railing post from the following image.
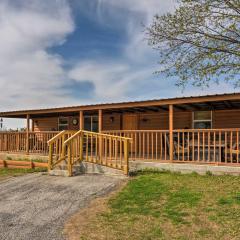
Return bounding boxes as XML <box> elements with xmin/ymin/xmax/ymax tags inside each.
<box><xmin>169</xmin><ymin>105</ymin><xmax>174</xmax><ymax>162</ymax></box>
<box><xmin>98</xmin><ymin>109</ymin><xmax>103</xmax><ymax>163</ymax></box>
<box><xmin>26</xmin><ymin>114</ymin><xmax>30</xmax><ymax>154</ymax></box>
<box><xmin>48</xmin><ymin>143</ymin><xmax>53</xmax><ymax>170</ymax></box>
<box><xmin>30</xmin><ymin>160</ymin><xmax>34</xmax><ymax>169</ymax></box>
<box><xmin>67</xmin><ymin>143</ymin><xmax>72</xmax><ymax>177</ymax></box>
<box><xmin>16</xmin><ymin>133</ymin><xmax>20</xmax><ymax>152</ymax></box>
<box><xmin>79</xmin><ymin>131</ymin><xmax>83</xmax><ymax>161</ymax></box>
<box><xmin>3</xmin><ymin>159</ymin><xmax>7</xmax><ymax>168</ymax></box>
<box><xmin>61</xmin><ymin>134</ymin><xmax>65</xmax><ymax>159</ymax></box>
<box><xmin>124</xmin><ymin>139</ymin><xmax>129</xmax><ymax>175</ymax></box>
<box><xmin>4</xmin><ymin>133</ymin><xmax>7</xmax><ymax>151</ymax></box>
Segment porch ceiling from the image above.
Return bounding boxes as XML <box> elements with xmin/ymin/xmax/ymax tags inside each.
<box><xmin>1</xmin><ymin>93</ymin><xmax>240</xmax><ymax>119</ymax></box>
<box><xmin>104</xmin><ymin>100</ymin><xmax>240</xmax><ymax>114</ymax></box>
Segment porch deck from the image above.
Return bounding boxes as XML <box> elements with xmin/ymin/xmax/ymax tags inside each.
<box><xmin>1</xmin><ymin>129</ymin><xmax>240</xmax><ymax>167</ymax></box>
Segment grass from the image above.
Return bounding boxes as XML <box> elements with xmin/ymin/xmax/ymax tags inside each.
<box><xmin>6</xmin><ymin>156</ymin><xmax>47</xmax><ymax>162</ymax></box>
<box><xmin>74</xmin><ymin>170</ymin><xmax>240</xmax><ymax>240</ymax></box>
<box><xmin>0</xmin><ymin>167</ymin><xmax>47</xmax><ymax>179</ymax></box>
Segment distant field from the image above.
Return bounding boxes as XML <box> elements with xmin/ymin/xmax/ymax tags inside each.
<box><xmin>69</xmin><ymin>171</ymin><xmax>240</xmax><ymax>240</ymax></box>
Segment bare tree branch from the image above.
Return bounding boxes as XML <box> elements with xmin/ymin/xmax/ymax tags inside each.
<box><xmin>146</xmin><ymin>0</ymin><xmax>240</xmax><ymax>88</ymax></box>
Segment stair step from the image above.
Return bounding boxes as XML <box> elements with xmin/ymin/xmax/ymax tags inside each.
<box><xmin>49</xmin><ymin>162</ymin><xmax>126</xmax><ymax>177</ymax></box>
<box><xmin>49</xmin><ymin>166</ymin><xmax>82</xmax><ymax>176</ymax></box>
<box><xmin>49</xmin><ymin>170</ymin><xmax>69</xmax><ymax>177</ymax></box>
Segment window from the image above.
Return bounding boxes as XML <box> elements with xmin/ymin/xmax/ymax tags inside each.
<box><xmin>84</xmin><ymin>116</ymin><xmax>98</xmax><ymax>132</ymax></box>
<box><xmin>193</xmin><ymin>111</ymin><xmax>212</xmax><ymax>129</ymax></box>
<box><xmin>58</xmin><ymin>117</ymin><xmax>69</xmax><ymax>131</ymax></box>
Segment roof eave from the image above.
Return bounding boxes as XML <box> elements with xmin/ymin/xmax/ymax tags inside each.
<box><xmin>0</xmin><ymin>93</ymin><xmax>240</xmax><ymax>118</ymax></box>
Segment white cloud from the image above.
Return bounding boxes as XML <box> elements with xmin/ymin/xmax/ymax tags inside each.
<box><xmin>69</xmin><ymin>60</ymin><xmax>157</xmax><ymax>101</ymax></box>
<box><xmin>0</xmin><ymin>0</ymin><xmax>74</xmax><ymax>112</ymax></box>
<box><xmin>96</xmin><ymin>0</ymin><xmax>176</xmax><ymax>61</ymax></box>
<box><xmin>0</xmin><ymin>0</ymin><xmax>236</xmax><ymax>130</ymax></box>
<box><xmin>97</xmin><ymin>0</ymin><xmax>175</xmax><ymax>17</ymax></box>
<box><xmin>0</xmin><ymin>0</ymin><xmax>176</xmax><ymax>117</ymax></box>
<box><xmin>68</xmin><ymin>0</ymin><xmax>177</xmax><ymax>102</ymax></box>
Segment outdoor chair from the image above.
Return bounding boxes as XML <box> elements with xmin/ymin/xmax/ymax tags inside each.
<box><xmin>225</xmin><ymin>142</ymin><xmax>240</xmax><ymax>163</ymax></box>
<box><xmin>165</xmin><ymin>135</ymin><xmax>191</xmax><ymax>161</ymax></box>
<box><xmin>173</xmin><ymin>139</ymin><xmax>191</xmax><ymax>160</ymax></box>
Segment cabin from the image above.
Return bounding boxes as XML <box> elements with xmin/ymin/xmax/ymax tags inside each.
<box><xmin>1</xmin><ymin>93</ymin><xmax>240</xmax><ymax>174</ymax></box>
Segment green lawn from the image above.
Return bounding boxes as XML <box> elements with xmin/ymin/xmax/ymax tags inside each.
<box><xmin>78</xmin><ymin>171</ymin><xmax>240</xmax><ymax>240</ymax></box>
<box><xmin>0</xmin><ymin>168</ymin><xmax>46</xmax><ymax>179</ymax></box>
<box><xmin>6</xmin><ymin>156</ymin><xmax>47</xmax><ymax>162</ymax></box>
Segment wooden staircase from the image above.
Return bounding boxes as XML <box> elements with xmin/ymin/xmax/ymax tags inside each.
<box><xmin>47</xmin><ymin>130</ymin><xmax>131</xmax><ymax>176</ymax></box>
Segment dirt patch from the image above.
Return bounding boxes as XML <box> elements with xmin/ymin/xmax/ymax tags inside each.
<box><xmin>64</xmin><ymin>180</ymin><xmax>128</xmax><ymax>240</ymax></box>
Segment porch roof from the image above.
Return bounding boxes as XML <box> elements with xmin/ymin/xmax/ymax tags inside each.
<box><xmin>1</xmin><ymin>92</ymin><xmax>240</xmax><ymax>118</ymax></box>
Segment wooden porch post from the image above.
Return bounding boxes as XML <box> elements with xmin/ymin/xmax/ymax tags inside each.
<box><xmin>98</xmin><ymin>109</ymin><xmax>103</xmax><ymax>132</ymax></box>
<box><xmin>79</xmin><ymin>110</ymin><xmax>84</xmax><ymax>161</ymax></box>
<box><xmin>26</xmin><ymin>114</ymin><xmax>30</xmax><ymax>154</ymax></box>
<box><xmin>98</xmin><ymin>109</ymin><xmax>103</xmax><ymax>163</ymax></box>
<box><xmin>79</xmin><ymin>110</ymin><xmax>84</xmax><ymax>130</ymax></box>
<box><xmin>169</xmin><ymin>105</ymin><xmax>174</xmax><ymax>162</ymax></box>
<box><xmin>31</xmin><ymin>119</ymin><xmax>34</xmax><ymax>132</ymax></box>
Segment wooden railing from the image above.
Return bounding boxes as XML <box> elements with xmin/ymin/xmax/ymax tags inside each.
<box><xmin>60</xmin><ymin>130</ymin><xmax>131</xmax><ymax>176</ymax></box>
<box><xmin>173</xmin><ymin>129</ymin><xmax>240</xmax><ymax>165</ymax></box>
<box><xmin>103</xmin><ymin>129</ymin><xmax>240</xmax><ymax>165</ymax></box>
<box><xmin>47</xmin><ymin>131</ymin><xmax>76</xmax><ymax>170</ymax></box>
<box><xmin>0</xmin><ymin>131</ymin><xmax>59</xmax><ymax>155</ymax></box>
<box><xmin>2</xmin><ymin>129</ymin><xmax>240</xmax><ymax>167</ymax></box>
<box><xmin>103</xmin><ymin>130</ymin><xmax>170</xmax><ymax>161</ymax></box>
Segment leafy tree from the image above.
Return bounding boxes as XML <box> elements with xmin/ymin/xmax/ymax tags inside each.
<box><xmin>146</xmin><ymin>0</ymin><xmax>240</xmax><ymax>87</ymax></box>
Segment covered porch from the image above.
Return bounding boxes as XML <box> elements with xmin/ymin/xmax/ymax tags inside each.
<box><xmin>1</xmin><ymin>93</ymin><xmax>240</xmax><ymax>166</ymax></box>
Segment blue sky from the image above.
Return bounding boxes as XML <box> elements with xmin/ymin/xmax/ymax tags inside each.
<box><xmin>0</xmin><ymin>0</ymin><xmax>237</xmax><ymax>129</ymax></box>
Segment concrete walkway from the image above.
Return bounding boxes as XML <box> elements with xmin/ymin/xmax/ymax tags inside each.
<box><xmin>0</xmin><ymin>173</ymin><xmax>123</xmax><ymax>240</ymax></box>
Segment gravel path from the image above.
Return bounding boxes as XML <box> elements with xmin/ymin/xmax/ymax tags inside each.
<box><xmin>0</xmin><ymin>173</ymin><xmax>123</xmax><ymax>240</ymax></box>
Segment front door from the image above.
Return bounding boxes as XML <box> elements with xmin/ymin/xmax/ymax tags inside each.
<box><xmin>122</xmin><ymin>114</ymin><xmax>138</xmax><ymax>154</ymax></box>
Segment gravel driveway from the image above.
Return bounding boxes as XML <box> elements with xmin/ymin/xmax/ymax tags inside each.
<box><xmin>0</xmin><ymin>173</ymin><xmax>124</xmax><ymax>240</ymax></box>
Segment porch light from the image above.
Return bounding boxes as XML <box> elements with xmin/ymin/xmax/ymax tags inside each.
<box><xmin>110</xmin><ymin>116</ymin><xmax>114</xmax><ymax>122</ymax></box>
<box><xmin>142</xmin><ymin>118</ymin><xmax>149</xmax><ymax>122</ymax></box>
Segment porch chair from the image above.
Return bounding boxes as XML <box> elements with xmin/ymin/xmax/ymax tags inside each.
<box><xmin>173</xmin><ymin>137</ymin><xmax>191</xmax><ymax>161</ymax></box>
<box><xmin>165</xmin><ymin>135</ymin><xmax>191</xmax><ymax>161</ymax></box>
<box><xmin>225</xmin><ymin>142</ymin><xmax>240</xmax><ymax>163</ymax></box>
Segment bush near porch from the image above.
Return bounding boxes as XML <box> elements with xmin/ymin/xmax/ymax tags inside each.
<box><xmin>74</xmin><ymin>171</ymin><xmax>240</xmax><ymax>240</ymax></box>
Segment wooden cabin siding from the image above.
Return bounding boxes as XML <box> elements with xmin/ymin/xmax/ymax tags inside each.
<box><xmin>32</xmin><ymin>109</ymin><xmax>240</xmax><ymax>132</ymax></box>
<box><xmin>139</xmin><ymin>112</ymin><xmax>168</xmax><ymax>130</ymax></box>
<box><xmin>102</xmin><ymin>114</ymin><xmax>121</xmax><ymax>130</ymax></box>
<box><xmin>174</xmin><ymin>111</ymin><xmax>192</xmax><ymax>129</ymax></box>
<box><xmin>135</xmin><ymin>111</ymin><xmax>192</xmax><ymax>130</ymax></box>
<box><xmin>34</xmin><ymin>116</ymin><xmax>79</xmax><ymax>131</ymax></box>
<box><xmin>34</xmin><ymin>114</ymin><xmax>121</xmax><ymax>131</ymax></box>
<box><xmin>213</xmin><ymin>109</ymin><xmax>240</xmax><ymax>129</ymax></box>
<box><xmin>34</xmin><ymin>117</ymin><xmax>58</xmax><ymax>131</ymax></box>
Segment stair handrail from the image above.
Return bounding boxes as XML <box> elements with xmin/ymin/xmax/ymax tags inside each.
<box><xmin>63</xmin><ymin>130</ymin><xmax>132</xmax><ymax>146</ymax></box>
<box><xmin>63</xmin><ymin>130</ymin><xmax>132</xmax><ymax>176</ymax></box>
<box><xmin>47</xmin><ymin>130</ymin><xmax>77</xmax><ymax>171</ymax></box>
<box><xmin>47</xmin><ymin>130</ymin><xmax>65</xmax><ymax>145</ymax></box>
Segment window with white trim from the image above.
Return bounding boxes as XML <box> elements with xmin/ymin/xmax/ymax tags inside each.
<box><xmin>58</xmin><ymin>117</ymin><xmax>69</xmax><ymax>131</ymax></box>
<box><xmin>193</xmin><ymin>111</ymin><xmax>212</xmax><ymax>129</ymax></box>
